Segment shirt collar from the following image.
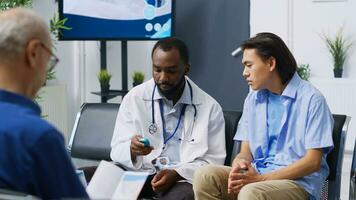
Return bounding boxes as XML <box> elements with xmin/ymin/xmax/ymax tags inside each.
<box><xmin>256</xmin><ymin>72</ymin><xmax>301</xmax><ymax>102</ymax></box>
<box><xmin>0</xmin><ymin>89</ymin><xmax>41</xmax><ymax>116</ymax></box>
<box><xmin>256</xmin><ymin>89</ymin><xmax>269</xmax><ymax>102</ymax></box>
<box><xmin>280</xmin><ymin>73</ymin><xmax>301</xmax><ymax>100</ymax></box>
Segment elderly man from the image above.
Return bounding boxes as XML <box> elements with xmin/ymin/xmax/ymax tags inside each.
<box><xmin>0</xmin><ymin>8</ymin><xmax>88</xmax><ymax>199</ymax></box>
<box><xmin>110</xmin><ymin>37</ymin><xmax>226</xmax><ymax>199</ymax></box>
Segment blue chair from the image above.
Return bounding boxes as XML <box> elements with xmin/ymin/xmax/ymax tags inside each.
<box><xmin>350</xmin><ymin>140</ymin><xmax>356</xmax><ymax>200</ymax></box>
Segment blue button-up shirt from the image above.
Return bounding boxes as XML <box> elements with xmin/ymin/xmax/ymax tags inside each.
<box><xmin>234</xmin><ymin>73</ymin><xmax>334</xmax><ymax>200</ymax></box>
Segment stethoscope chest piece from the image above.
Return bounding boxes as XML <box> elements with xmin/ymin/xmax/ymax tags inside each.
<box><xmin>148</xmin><ymin>123</ymin><xmax>158</xmax><ymax>134</ymax></box>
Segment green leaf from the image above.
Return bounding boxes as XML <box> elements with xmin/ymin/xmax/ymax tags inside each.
<box><xmin>50</xmin><ymin>12</ymin><xmax>72</xmax><ymax>39</ymax></box>
<box><xmin>297</xmin><ymin>64</ymin><xmax>311</xmax><ymax>81</ymax></box>
<box><xmin>322</xmin><ymin>28</ymin><xmax>353</xmax><ymax>70</ymax></box>
<box><xmin>97</xmin><ymin>70</ymin><xmax>112</xmax><ymax>86</ymax></box>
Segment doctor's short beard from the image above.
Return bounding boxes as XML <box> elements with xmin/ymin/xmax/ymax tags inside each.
<box><xmin>156</xmin><ymin>75</ymin><xmax>186</xmax><ymax>100</ymax></box>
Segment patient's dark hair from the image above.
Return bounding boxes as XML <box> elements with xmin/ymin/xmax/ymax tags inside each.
<box><xmin>240</xmin><ymin>32</ymin><xmax>297</xmax><ymax>84</ymax></box>
<box><xmin>151</xmin><ymin>37</ymin><xmax>189</xmax><ymax>65</ymax></box>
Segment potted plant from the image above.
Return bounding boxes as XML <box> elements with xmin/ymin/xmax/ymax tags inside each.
<box><xmin>132</xmin><ymin>71</ymin><xmax>145</xmax><ymax>87</ymax></box>
<box><xmin>97</xmin><ymin>69</ymin><xmax>112</xmax><ymax>93</ymax></box>
<box><xmin>323</xmin><ymin>28</ymin><xmax>353</xmax><ymax>78</ymax></box>
<box><xmin>297</xmin><ymin>64</ymin><xmax>311</xmax><ymax>81</ymax></box>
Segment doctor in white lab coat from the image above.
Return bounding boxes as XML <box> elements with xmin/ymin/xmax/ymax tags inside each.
<box><xmin>110</xmin><ymin>37</ymin><xmax>226</xmax><ymax>199</ymax></box>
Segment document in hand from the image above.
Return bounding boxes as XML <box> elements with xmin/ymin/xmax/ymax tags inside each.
<box><xmin>86</xmin><ymin>160</ymin><xmax>149</xmax><ymax>200</ymax></box>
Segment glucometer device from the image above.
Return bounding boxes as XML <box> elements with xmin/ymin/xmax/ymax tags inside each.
<box><xmin>139</xmin><ymin>138</ymin><xmax>150</xmax><ymax>147</ymax></box>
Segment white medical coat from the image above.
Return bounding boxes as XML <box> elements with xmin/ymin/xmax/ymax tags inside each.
<box><xmin>110</xmin><ymin>77</ymin><xmax>226</xmax><ymax>182</ymax></box>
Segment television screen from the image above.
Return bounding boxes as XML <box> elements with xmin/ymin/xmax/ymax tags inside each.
<box><xmin>59</xmin><ymin>0</ymin><xmax>174</xmax><ymax>40</ymax></box>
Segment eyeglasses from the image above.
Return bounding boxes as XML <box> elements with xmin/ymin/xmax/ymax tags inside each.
<box><xmin>40</xmin><ymin>43</ymin><xmax>59</xmax><ymax>72</ymax></box>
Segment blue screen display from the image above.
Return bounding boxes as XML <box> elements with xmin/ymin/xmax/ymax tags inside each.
<box><xmin>60</xmin><ymin>0</ymin><xmax>173</xmax><ymax>40</ymax></box>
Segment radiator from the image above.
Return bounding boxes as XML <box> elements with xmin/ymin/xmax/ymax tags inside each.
<box><xmin>310</xmin><ymin>77</ymin><xmax>355</xmax><ymax>152</ymax></box>
<box><xmin>37</xmin><ymin>85</ymin><xmax>69</xmax><ymax>142</ymax></box>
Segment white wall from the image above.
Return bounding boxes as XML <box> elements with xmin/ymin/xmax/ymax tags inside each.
<box><xmin>33</xmin><ymin>0</ymin><xmax>154</xmax><ymax>139</ymax></box>
<box><xmin>33</xmin><ymin>0</ymin><xmax>81</xmax><ymax>141</ymax></box>
<box><xmin>83</xmin><ymin>41</ymin><xmax>155</xmax><ymax>103</ymax></box>
<box><xmin>251</xmin><ymin>0</ymin><xmax>356</xmax><ymax>78</ymax></box>
<box><xmin>250</xmin><ymin>0</ymin><xmax>356</xmax><ymax>151</ymax></box>
<box><xmin>293</xmin><ymin>0</ymin><xmax>356</xmax><ymax>78</ymax></box>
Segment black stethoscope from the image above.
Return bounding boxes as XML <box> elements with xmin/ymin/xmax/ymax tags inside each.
<box><xmin>148</xmin><ymin>80</ymin><xmax>197</xmax><ymax>144</ymax></box>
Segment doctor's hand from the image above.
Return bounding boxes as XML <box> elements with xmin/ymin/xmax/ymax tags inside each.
<box><xmin>130</xmin><ymin>135</ymin><xmax>154</xmax><ymax>160</ymax></box>
<box><xmin>151</xmin><ymin>169</ymin><xmax>182</xmax><ymax>193</ymax></box>
<box><xmin>228</xmin><ymin>162</ymin><xmax>264</xmax><ymax>194</ymax></box>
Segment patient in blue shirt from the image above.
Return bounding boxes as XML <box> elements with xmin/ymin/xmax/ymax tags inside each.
<box><xmin>0</xmin><ymin>8</ymin><xmax>88</xmax><ymax>199</ymax></box>
<box><xmin>193</xmin><ymin>33</ymin><xmax>334</xmax><ymax>200</ymax></box>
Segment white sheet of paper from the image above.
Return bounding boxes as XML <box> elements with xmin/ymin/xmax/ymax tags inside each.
<box><xmin>86</xmin><ymin>160</ymin><xmax>124</xmax><ymax>199</ymax></box>
<box><xmin>86</xmin><ymin>160</ymin><xmax>149</xmax><ymax>200</ymax></box>
<box><xmin>112</xmin><ymin>171</ymin><xmax>149</xmax><ymax>200</ymax></box>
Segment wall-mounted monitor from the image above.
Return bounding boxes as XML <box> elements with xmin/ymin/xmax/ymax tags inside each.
<box><xmin>59</xmin><ymin>0</ymin><xmax>174</xmax><ymax>40</ymax></box>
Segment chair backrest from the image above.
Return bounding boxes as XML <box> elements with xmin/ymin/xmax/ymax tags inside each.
<box><xmin>327</xmin><ymin>115</ymin><xmax>347</xmax><ymax>180</ymax></box>
<box><xmin>319</xmin><ymin>114</ymin><xmax>350</xmax><ymax>200</ymax></box>
<box><xmin>68</xmin><ymin>103</ymin><xmax>119</xmax><ymax>161</ymax></box>
<box><xmin>350</xmin><ymin>140</ymin><xmax>356</xmax><ymax>200</ymax></box>
<box><xmin>223</xmin><ymin>110</ymin><xmax>242</xmax><ymax>166</ymax></box>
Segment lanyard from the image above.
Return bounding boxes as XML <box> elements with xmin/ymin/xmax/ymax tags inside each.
<box><xmin>150</xmin><ymin>80</ymin><xmax>196</xmax><ymax>137</ymax></box>
<box><xmin>159</xmin><ymin>99</ymin><xmax>187</xmax><ymax>145</ymax></box>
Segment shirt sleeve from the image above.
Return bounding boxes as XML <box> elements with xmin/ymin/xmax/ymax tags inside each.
<box><xmin>305</xmin><ymin>96</ymin><xmax>334</xmax><ymax>153</ymax></box>
<box><xmin>234</xmin><ymin>96</ymin><xmax>250</xmax><ymax>141</ymax></box>
<box><xmin>29</xmin><ymin>130</ymin><xmax>88</xmax><ymax>200</ymax></box>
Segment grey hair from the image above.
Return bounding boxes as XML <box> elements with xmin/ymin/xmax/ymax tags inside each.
<box><xmin>0</xmin><ymin>8</ymin><xmax>50</xmax><ymax>63</ymax></box>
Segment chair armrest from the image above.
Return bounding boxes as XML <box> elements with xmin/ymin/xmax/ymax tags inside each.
<box><xmin>0</xmin><ymin>188</ymin><xmax>40</xmax><ymax>200</ymax></box>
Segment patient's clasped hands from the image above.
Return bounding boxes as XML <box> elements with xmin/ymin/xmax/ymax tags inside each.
<box><xmin>228</xmin><ymin>159</ymin><xmax>264</xmax><ymax>194</ymax></box>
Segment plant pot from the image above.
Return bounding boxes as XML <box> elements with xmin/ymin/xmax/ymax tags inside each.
<box><xmin>100</xmin><ymin>84</ymin><xmax>110</xmax><ymax>94</ymax></box>
<box><xmin>333</xmin><ymin>69</ymin><xmax>343</xmax><ymax>78</ymax></box>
